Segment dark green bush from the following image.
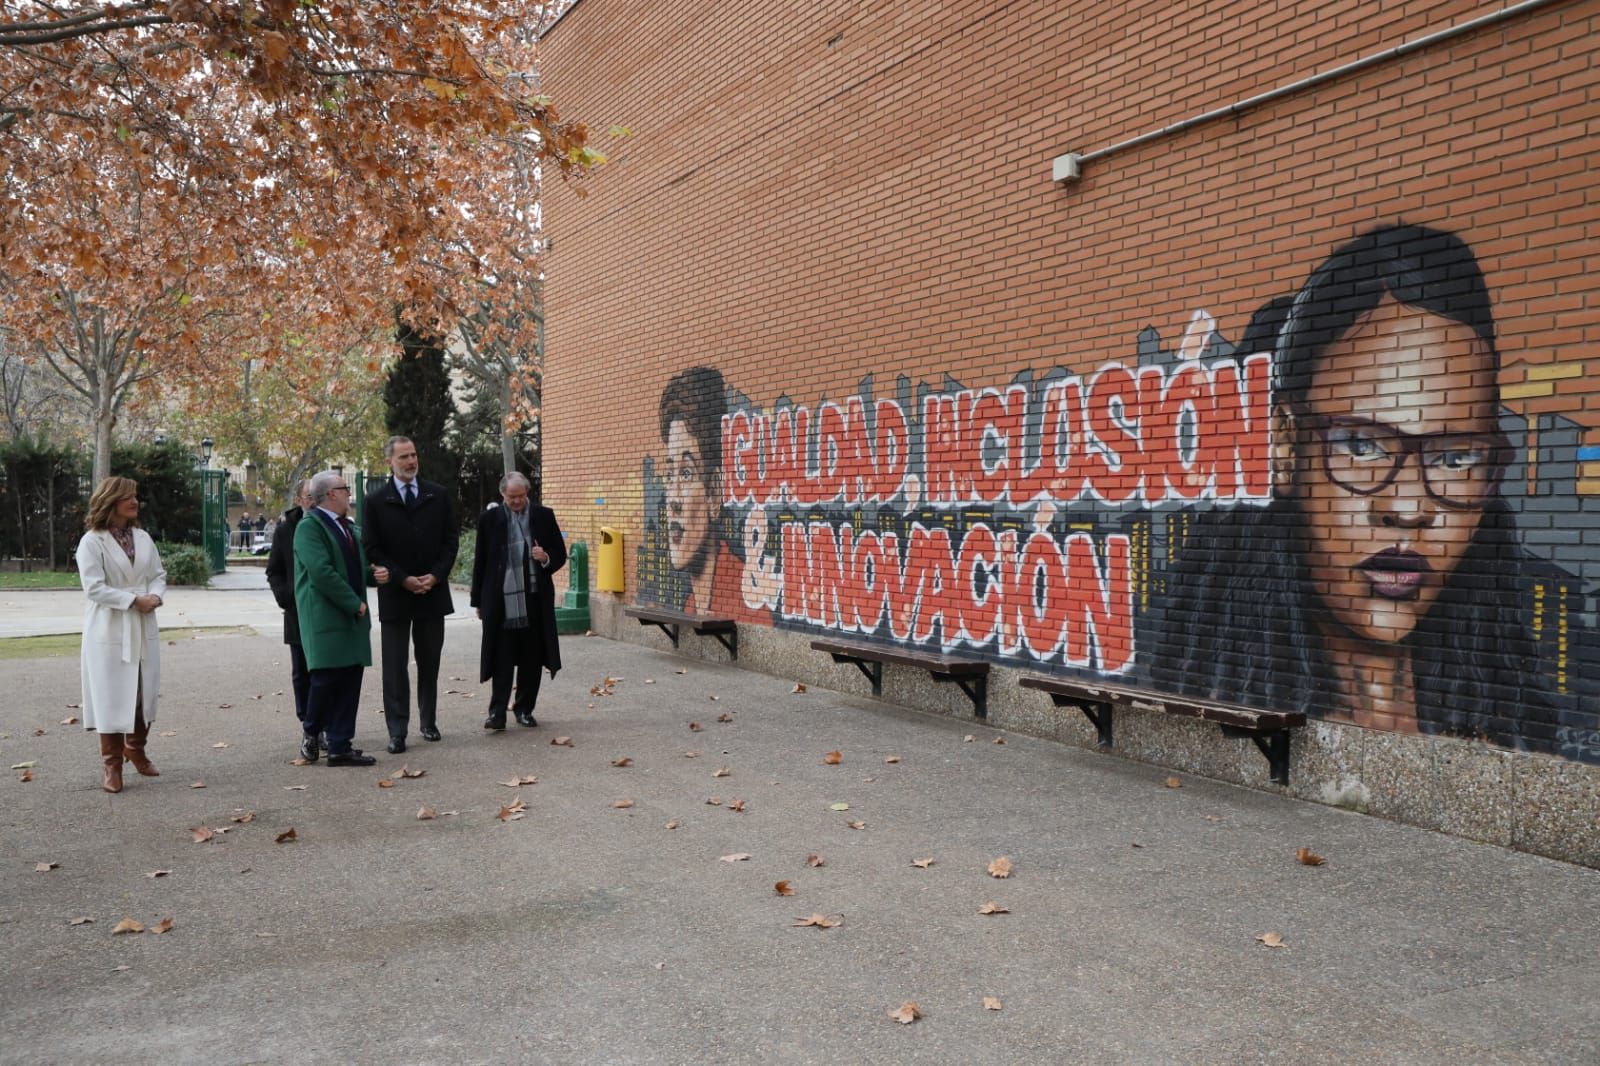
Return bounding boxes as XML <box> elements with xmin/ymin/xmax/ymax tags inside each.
<box><xmin>156</xmin><ymin>542</ymin><xmax>210</xmax><ymax>586</ymax></box>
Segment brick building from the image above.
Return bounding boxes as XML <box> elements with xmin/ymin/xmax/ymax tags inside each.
<box><xmin>539</xmin><ymin>0</ymin><xmax>1600</xmax><ymax>864</ymax></box>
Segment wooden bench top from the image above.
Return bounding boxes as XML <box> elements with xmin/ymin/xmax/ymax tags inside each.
<box><xmin>811</xmin><ymin>637</ymin><xmax>990</xmax><ymax>676</ymax></box>
<box><xmin>624</xmin><ymin>606</ymin><xmax>737</xmax><ymax>632</ymax></box>
<box><xmin>1018</xmin><ymin>674</ymin><xmax>1305</xmax><ymax>732</ymax></box>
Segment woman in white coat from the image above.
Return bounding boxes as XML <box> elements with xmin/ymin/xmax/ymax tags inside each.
<box><xmin>76</xmin><ymin>477</ymin><xmax>167</xmax><ymax>793</ymax></box>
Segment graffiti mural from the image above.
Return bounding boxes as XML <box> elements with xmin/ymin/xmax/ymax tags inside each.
<box><xmin>640</xmin><ymin>225</ymin><xmax>1600</xmax><ymax>764</ymax></box>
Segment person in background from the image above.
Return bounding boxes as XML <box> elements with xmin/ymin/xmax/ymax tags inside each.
<box><xmin>75</xmin><ymin>477</ymin><xmax>167</xmax><ymax>793</ymax></box>
<box><xmin>293</xmin><ymin>470</ymin><xmax>389</xmax><ymax>767</ymax></box>
<box><xmin>265</xmin><ymin>479</ymin><xmax>314</xmax><ymax>755</ymax></box>
<box><xmin>471</xmin><ymin>472</ymin><xmax>566</xmax><ymax>730</ymax></box>
<box><xmin>362</xmin><ymin>435</ymin><xmax>458</xmax><ymax>754</ymax></box>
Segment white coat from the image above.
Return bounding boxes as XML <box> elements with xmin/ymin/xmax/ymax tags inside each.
<box><xmin>76</xmin><ymin>529</ymin><xmax>167</xmax><ymax>734</ymax></box>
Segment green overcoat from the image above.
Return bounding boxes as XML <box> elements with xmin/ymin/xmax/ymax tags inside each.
<box><xmin>292</xmin><ymin>510</ymin><xmax>374</xmax><ymax>671</ymax></box>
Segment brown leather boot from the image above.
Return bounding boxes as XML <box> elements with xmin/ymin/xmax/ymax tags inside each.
<box><xmin>99</xmin><ymin>734</ymin><xmax>124</xmax><ymax>793</ymax></box>
<box><xmin>124</xmin><ymin>710</ymin><xmax>158</xmax><ymax>777</ymax></box>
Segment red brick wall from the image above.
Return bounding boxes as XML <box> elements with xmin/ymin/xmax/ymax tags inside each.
<box><xmin>540</xmin><ymin>0</ymin><xmax>1600</xmax><ymax>763</ymax></box>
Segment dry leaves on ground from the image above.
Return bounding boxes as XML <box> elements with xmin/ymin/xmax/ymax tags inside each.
<box><xmin>275</xmin><ymin>828</ymin><xmax>297</xmax><ymax>844</ymax></box>
<box><xmin>719</xmin><ymin>853</ymin><xmax>752</xmax><ymax>863</ymax></box>
<box><xmin>151</xmin><ymin>918</ymin><xmax>174</xmax><ymax>934</ymax></box>
<box><xmin>846</xmin><ymin>820</ymin><xmax>866</xmax><ymax>830</ymax></box>
<box><xmin>498</xmin><ymin>774</ymin><xmax>538</xmax><ymax>787</ymax></box>
<box><xmin>18</xmin><ymin>769</ymin><xmax>33</xmax><ymax>782</ymax></box>
<box><xmin>291</xmin><ymin>758</ymin><xmax>310</xmax><ymax>767</ymax></box>
<box><xmin>550</xmin><ymin>736</ymin><xmax>573</xmax><ymax>747</ymax></box>
<box><xmin>69</xmin><ymin>916</ymin><xmax>94</xmax><ymax>926</ymax></box>
<box><xmin>884</xmin><ymin>755</ymin><xmax>901</xmax><ymax>764</ymax></box>
<box><xmin>987</xmin><ymin>857</ymin><xmax>1013</xmax><ymax>879</ymax></box>
<box><xmin>189</xmin><ymin>781</ymin><xmax>206</xmax><ymax>789</ymax></box>
<box><xmin>1164</xmin><ymin>776</ymin><xmax>1182</xmax><ymax>789</ymax></box>
<box><xmin>498</xmin><ymin>797</ymin><xmax>528</xmax><ymax>822</ymax></box>
<box><xmin>190</xmin><ymin>826</ymin><xmax>214</xmax><ymax>844</ymax></box>
<box><xmin>793</xmin><ymin>913</ymin><xmax>839</xmax><ymax>928</ymax></box>
<box><xmin>708</xmin><ymin>695</ymin><xmax>720</xmax><ymax>702</ymax></box>
<box><xmin>983</xmin><ymin>997</ymin><xmax>1003</xmax><ymax>1011</ymax></box>
<box><xmin>112</xmin><ymin>917</ymin><xmax>144</xmax><ymax>935</ymax></box>
<box><xmin>712</xmin><ymin>767</ymin><xmax>731</xmax><ymax>778</ymax></box>
<box><xmin>963</xmin><ymin>734</ymin><xmax>975</xmax><ymax>743</ymax></box>
<box><xmin>146</xmin><ymin>870</ymin><xmax>171</xmax><ymax>879</ymax></box>
<box><xmin>806</xmin><ymin>854</ymin><xmax>826</xmax><ymax>867</ymax></box>
<box><xmin>888</xmin><ymin>1002</ymin><xmax>922</xmax><ymax>1024</ymax></box>
<box><xmin>644</xmin><ymin>678</ymin><xmax>655</xmax><ymax>685</ymax></box>
<box><xmin>284</xmin><ymin>785</ymin><xmax>308</xmax><ymax>791</ymax></box>
<box><xmin>993</xmin><ymin>736</ymin><xmax>1006</xmax><ymax>745</ymax></box>
<box><xmin>232</xmin><ymin>813</ymin><xmax>255</xmax><ymax>823</ymax></box>
<box><xmin>217</xmin><ymin>704</ymin><xmax>232</xmax><ymax>709</ymax></box>
<box><xmin>1256</xmin><ymin>931</ymin><xmax>1286</xmax><ymax>948</ymax></box>
<box><xmin>716</xmin><ymin>713</ymin><xmax>733</xmax><ymax>723</ymax></box>
<box><xmin>792</xmin><ymin>683</ymin><xmax>807</xmax><ymax>694</ymax></box>
<box><xmin>391</xmin><ymin>766</ymin><xmax>426</xmax><ymax>779</ymax></box>
<box><xmin>35</xmin><ymin>861</ymin><xmax>58</xmax><ymax>872</ymax></box>
<box><xmin>610</xmin><ymin>757</ymin><xmax>633</xmax><ymax>768</ymax></box>
<box><xmin>159</xmin><ymin>731</ymin><xmax>177</xmax><ymax>737</ymax></box>
<box><xmin>417</xmin><ymin>806</ymin><xmax>436</xmax><ymax>820</ymax></box>
<box><xmin>774</xmin><ymin>880</ymin><xmax>796</xmax><ymax>896</ymax></box>
<box><xmin>612</xmin><ymin>799</ymin><xmax>635</xmax><ymax>809</ymax></box>
<box><xmin>728</xmin><ymin>799</ymin><xmax>747</xmax><ymax>813</ymax></box>
<box><xmin>822</xmin><ymin>750</ymin><xmax>842</xmax><ymax>765</ymax></box>
<box><xmin>688</xmin><ymin>722</ymin><xmax>704</xmax><ymax>732</ymax></box>
<box><xmin>978</xmin><ymin>902</ymin><xmax>1009</xmax><ymax>915</ymax></box>
<box><xmin>1296</xmin><ymin>847</ymin><xmax>1326</xmax><ymax>866</ymax></box>
<box><xmin>911</xmin><ymin>858</ymin><xmax>934</xmax><ymax>869</ymax></box>
<box><xmin>212</xmin><ymin>742</ymin><xmax>230</xmax><ymax>749</ymax></box>
<box><xmin>377</xmin><ymin>778</ymin><xmax>395</xmax><ymax>788</ymax></box>
<box><xmin>11</xmin><ymin>761</ymin><xmax>36</xmax><ymax>770</ymax></box>
<box><xmin>61</xmin><ymin>716</ymin><xmax>79</xmax><ymax>725</ymax></box>
<box><xmin>664</xmin><ymin>820</ymin><xmax>679</xmax><ymax>830</ymax></box>
<box><xmin>829</xmin><ymin>802</ymin><xmax>849</xmax><ymax>811</ymax></box>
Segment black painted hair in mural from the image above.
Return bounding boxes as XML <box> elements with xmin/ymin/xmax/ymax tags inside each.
<box><xmin>658</xmin><ymin>366</ymin><xmax>725</xmax><ymax>484</ymax></box>
<box><xmin>1154</xmin><ymin>223</ymin><xmax>1553</xmax><ymax>750</ymax></box>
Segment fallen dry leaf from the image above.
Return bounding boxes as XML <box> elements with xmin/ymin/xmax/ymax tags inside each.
<box><xmin>112</xmin><ymin>965</ymin><xmax>130</xmax><ymax>972</ymax></box>
<box><xmin>829</xmin><ymin>803</ymin><xmax>850</xmax><ymax>811</ymax></box>
<box><xmin>675</xmin><ymin>668</ymin><xmax>688</xmax><ymax>675</ymax></box>
<box><xmin>146</xmin><ymin>870</ymin><xmax>171</xmax><ymax>879</ymax></box>
<box><xmin>1296</xmin><ymin>847</ymin><xmax>1327</xmax><ymax>867</ymax></box>
<box><xmin>688</xmin><ymin>722</ymin><xmax>704</xmax><ymax>732</ymax></box>
<box><xmin>993</xmin><ymin>736</ymin><xmax>1006</xmax><ymax>745</ymax></box>
<box><xmin>644</xmin><ymin>678</ymin><xmax>655</xmax><ymax>685</ymax></box>
<box><xmin>66</xmin><ymin>701</ymin><xmax>80</xmax><ymax>709</ymax></box>
<box><xmin>151</xmin><ymin>917</ymin><xmax>174</xmax><ymax>935</ymax></box>
<box><xmin>551</xmin><ymin>736</ymin><xmax>573</xmax><ymax>747</ymax></box>
<box><xmin>664</xmin><ymin>820</ymin><xmax>679</xmax><ymax>830</ymax></box>
<box><xmin>255</xmin><ymin>932</ymin><xmax>278</xmax><ymax>938</ymax></box>
<box><xmin>911</xmin><ymin>858</ymin><xmax>934</xmax><ymax>869</ymax></box>
<box><xmin>823</xmin><ymin>750</ymin><xmax>843</xmax><ymax>765</ymax></box>
<box><xmin>69</xmin><ymin>917</ymin><xmax>94</xmax><ymax>926</ymax></box>
<box><xmin>712</xmin><ymin>767</ymin><xmax>731</xmax><ymax>778</ymax></box>
<box><xmin>684</xmin><ymin>751</ymin><xmax>699</xmax><ymax>758</ymax></box>
<box><xmin>1257</xmin><ymin>931</ymin><xmax>1286</xmax><ymax>948</ymax></box>
<box><xmin>11</xmin><ymin>760</ymin><xmax>35</xmax><ymax>769</ymax></box>
<box><xmin>61</xmin><ymin>716</ymin><xmax>79</xmax><ymax>725</ymax></box>
<box><xmin>774</xmin><ymin>880</ymin><xmax>796</xmax><ymax>896</ymax></box>
<box><xmin>189</xmin><ymin>781</ymin><xmax>206</xmax><ymax>789</ymax></box>
<box><xmin>33</xmin><ymin>728</ymin><xmax>46</xmax><ymax>736</ymax></box>
<box><xmin>35</xmin><ymin>861</ymin><xmax>58</xmax><ymax>872</ymax></box>
<box><xmin>1204</xmin><ymin>815</ymin><xmax>1224</xmax><ymax>823</ymax></box>
<box><xmin>983</xmin><ymin>997</ymin><xmax>1003</xmax><ymax>1011</ymax></box>
<box><xmin>283</xmin><ymin>785</ymin><xmax>308</xmax><ymax>791</ymax></box>
<box><xmin>792</xmin><ymin>683</ymin><xmax>807</xmax><ymax>694</ymax></box>
<box><xmin>728</xmin><ymin>799</ymin><xmax>747</xmax><ymax>813</ymax></box>
<box><xmin>884</xmin><ymin>755</ymin><xmax>901</xmax><ymax>764</ymax></box>
<box><xmin>417</xmin><ymin>806</ymin><xmax>436</xmax><ymax>821</ymax></box>
<box><xmin>963</xmin><ymin>734</ymin><xmax>975</xmax><ymax>743</ymax></box>
<box><xmin>290</xmin><ymin>758</ymin><xmax>310</xmax><ymax>767</ymax></box>
<box><xmin>708</xmin><ymin>695</ymin><xmax>720</xmax><ymax>702</ymax></box>
<box><xmin>112</xmin><ymin>917</ymin><xmax>144</xmax><ymax>935</ymax></box>
<box><xmin>611</xmin><ymin>757</ymin><xmax>633</xmax><ymax>768</ymax></box>
<box><xmin>719</xmin><ymin>853</ymin><xmax>752</xmax><ymax>863</ymax></box>
<box><xmin>987</xmin><ymin>857</ymin><xmax>1013</xmax><ymax>879</ymax></box>
<box><xmin>498</xmin><ymin>775</ymin><xmax>538</xmax><ymax>787</ymax></box>
<box><xmin>396</xmin><ymin>766</ymin><xmax>426</xmax><ymax>779</ymax></box>
<box><xmin>377</xmin><ymin>779</ymin><xmax>395</xmax><ymax>789</ymax></box>
<box><xmin>1164</xmin><ymin>776</ymin><xmax>1182</xmax><ymax>789</ymax></box>
<box><xmin>978</xmin><ymin>902</ymin><xmax>1010</xmax><ymax>915</ymax></box>
<box><xmin>793</xmin><ymin>913</ymin><xmax>839</xmax><ymax>928</ymax></box>
<box><xmin>806</xmin><ymin>854</ymin><xmax>825</xmax><ymax>867</ymax></box>
<box><xmin>888</xmin><ymin>1001</ymin><xmax>922</xmax><ymax>1025</ymax></box>
<box><xmin>190</xmin><ymin>826</ymin><xmax>215</xmax><ymax>844</ymax></box>
<box><xmin>716</xmin><ymin>713</ymin><xmax>733</xmax><ymax>723</ymax></box>
<box><xmin>212</xmin><ymin>742</ymin><xmax>230</xmax><ymax>749</ymax></box>
<box><xmin>159</xmin><ymin>730</ymin><xmax>177</xmax><ymax>737</ymax></box>
<box><xmin>217</xmin><ymin>704</ymin><xmax>232</xmax><ymax>709</ymax></box>
<box><xmin>232</xmin><ymin>812</ymin><xmax>255</xmax><ymax>824</ymax></box>
<box><xmin>274</xmin><ymin>828</ymin><xmax>297</xmax><ymax>844</ymax></box>
<box><xmin>846</xmin><ymin>821</ymin><xmax>866</xmax><ymax>830</ymax></box>
<box><xmin>612</xmin><ymin>799</ymin><xmax>635</xmax><ymax>809</ymax></box>
<box><xmin>705</xmin><ymin>797</ymin><xmax>723</xmax><ymax>806</ymax></box>
<box><xmin>18</xmin><ymin>769</ymin><xmax>33</xmax><ymax>782</ymax></box>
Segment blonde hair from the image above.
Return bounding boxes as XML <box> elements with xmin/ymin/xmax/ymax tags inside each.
<box><xmin>85</xmin><ymin>477</ymin><xmax>139</xmax><ymax>531</ymax></box>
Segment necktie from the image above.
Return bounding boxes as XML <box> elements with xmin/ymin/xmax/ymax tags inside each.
<box><xmin>404</xmin><ymin>483</ymin><xmax>416</xmax><ymax>508</ymax></box>
<box><xmin>337</xmin><ymin>517</ymin><xmax>353</xmax><ymax>544</ymax></box>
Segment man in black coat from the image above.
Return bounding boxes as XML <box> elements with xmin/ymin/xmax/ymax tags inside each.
<box><xmin>471</xmin><ymin>472</ymin><xmax>565</xmax><ymax>730</ymax></box>
<box><xmin>361</xmin><ymin>436</ymin><xmax>459</xmax><ymax>754</ymax></box>
<box><xmin>265</xmin><ymin>480</ymin><xmax>316</xmax><ymax>755</ymax></box>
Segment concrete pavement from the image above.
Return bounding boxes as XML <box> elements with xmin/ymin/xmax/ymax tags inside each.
<box><xmin>1</xmin><ymin>580</ymin><xmax>1598</xmax><ymax>1064</ymax></box>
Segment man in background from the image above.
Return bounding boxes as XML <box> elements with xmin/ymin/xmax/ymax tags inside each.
<box><xmin>266</xmin><ymin>479</ymin><xmax>314</xmax><ymax>757</ymax></box>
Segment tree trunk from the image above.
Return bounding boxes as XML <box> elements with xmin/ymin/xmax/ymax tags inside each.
<box><xmin>45</xmin><ymin>471</ymin><xmax>56</xmax><ymax>570</ymax></box>
<box><xmin>499</xmin><ymin>374</ymin><xmax>516</xmax><ymax>474</ymax></box>
<box><xmin>92</xmin><ymin>402</ymin><xmax>114</xmax><ymax>485</ymax></box>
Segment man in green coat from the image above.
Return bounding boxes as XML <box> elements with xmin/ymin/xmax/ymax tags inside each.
<box><xmin>293</xmin><ymin>470</ymin><xmax>389</xmax><ymax>766</ymax></box>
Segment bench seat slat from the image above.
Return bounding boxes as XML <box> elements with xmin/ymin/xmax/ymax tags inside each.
<box><xmin>624</xmin><ymin>606</ymin><xmax>736</xmax><ymax>633</ymax></box>
<box><xmin>809</xmin><ymin>638</ymin><xmax>989</xmax><ymax>676</ymax></box>
<box><xmin>1018</xmin><ymin>674</ymin><xmax>1305</xmax><ymax>732</ymax></box>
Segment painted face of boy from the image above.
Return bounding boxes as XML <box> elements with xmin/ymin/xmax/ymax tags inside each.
<box><xmin>665</xmin><ymin>419</ymin><xmax>718</xmax><ymax>573</ymax></box>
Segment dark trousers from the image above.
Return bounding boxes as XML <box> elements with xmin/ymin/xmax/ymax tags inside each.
<box><xmin>289</xmin><ymin>642</ymin><xmax>311</xmax><ymax>730</ymax></box>
<box><xmin>308</xmin><ymin>665</ymin><xmax>364</xmax><ymax>756</ymax></box>
<box><xmin>490</xmin><ymin>624</ymin><xmax>545</xmax><ymax>715</ymax></box>
<box><xmin>381</xmin><ymin>615</ymin><xmax>445</xmax><ymax>738</ymax></box>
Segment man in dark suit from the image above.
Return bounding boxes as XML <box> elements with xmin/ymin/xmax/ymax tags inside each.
<box><xmin>362</xmin><ymin>435</ymin><xmax>458</xmax><ymax>754</ymax></box>
<box><xmin>471</xmin><ymin>472</ymin><xmax>566</xmax><ymax>730</ymax></box>
<box><xmin>293</xmin><ymin>470</ymin><xmax>388</xmax><ymax>766</ymax></box>
<box><xmin>265</xmin><ymin>479</ymin><xmax>314</xmax><ymax>755</ymax></box>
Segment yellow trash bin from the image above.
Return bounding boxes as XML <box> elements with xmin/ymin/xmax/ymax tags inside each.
<box><xmin>598</xmin><ymin>526</ymin><xmax>625</xmax><ymax>592</ymax></box>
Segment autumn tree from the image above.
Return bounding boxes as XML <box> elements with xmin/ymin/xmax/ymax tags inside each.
<box><xmin>455</xmin><ymin>274</ymin><xmax>544</xmax><ymax>476</ymax></box>
<box><xmin>1</xmin><ymin>2</ymin><xmax>598</xmax><ymax>477</ymax></box>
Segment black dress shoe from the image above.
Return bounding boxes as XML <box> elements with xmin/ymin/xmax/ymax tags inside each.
<box><xmin>387</xmin><ymin>737</ymin><xmax>406</xmax><ymax>755</ymax></box>
<box><xmin>299</xmin><ymin>733</ymin><xmax>320</xmax><ymax>762</ymax></box>
<box><xmin>484</xmin><ymin>713</ymin><xmax>506</xmax><ymax>731</ymax></box>
<box><xmin>326</xmin><ymin>751</ymin><xmax>377</xmax><ymax>767</ymax></box>
<box><xmin>419</xmin><ymin>725</ymin><xmax>442</xmax><ymax>742</ymax></box>
<box><xmin>513</xmin><ymin>710</ymin><xmax>538</xmax><ymax>728</ymax></box>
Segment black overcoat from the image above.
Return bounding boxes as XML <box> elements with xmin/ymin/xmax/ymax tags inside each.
<box><xmin>470</xmin><ymin>503</ymin><xmax>566</xmax><ymax>685</ymax></box>
<box><xmin>264</xmin><ymin>506</ymin><xmax>305</xmax><ymax>645</ymax></box>
<box><xmin>361</xmin><ymin>478</ymin><xmax>458</xmax><ymax>623</ymax></box>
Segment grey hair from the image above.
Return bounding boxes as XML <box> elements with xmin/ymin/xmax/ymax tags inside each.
<box><xmin>293</xmin><ymin>478</ymin><xmax>313</xmax><ymax>503</ymax></box>
<box><xmin>309</xmin><ymin>470</ymin><xmax>343</xmax><ymax>506</ymax></box>
<box><xmin>385</xmin><ymin>435</ymin><xmax>414</xmax><ymax>458</ymax></box>
<box><xmin>499</xmin><ymin>471</ymin><xmax>531</xmax><ymax>494</ymax></box>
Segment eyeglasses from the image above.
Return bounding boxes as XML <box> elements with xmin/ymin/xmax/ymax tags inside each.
<box><xmin>328</xmin><ymin>486</ymin><xmax>351</xmax><ymax>495</ymax></box>
<box><xmin>1295</xmin><ymin>411</ymin><xmax>1508</xmax><ymax>509</ymax></box>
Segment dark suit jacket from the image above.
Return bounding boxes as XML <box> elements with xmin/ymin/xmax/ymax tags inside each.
<box><xmin>264</xmin><ymin>506</ymin><xmax>305</xmax><ymax>645</ymax></box>
<box><xmin>470</xmin><ymin>503</ymin><xmax>566</xmax><ymax>684</ymax></box>
<box><xmin>361</xmin><ymin>478</ymin><xmax>458</xmax><ymax>623</ymax></box>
